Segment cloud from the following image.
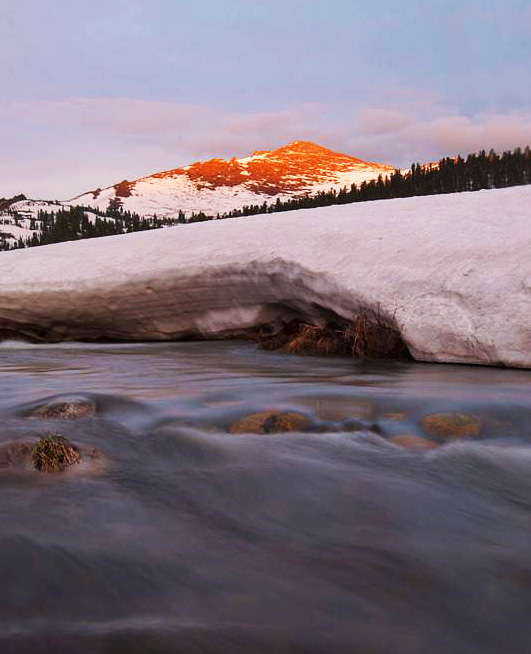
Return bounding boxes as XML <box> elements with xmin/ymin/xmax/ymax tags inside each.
<box><xmin>1</xmin><ymin>93</ymin><xmax>531</xmax><ymax>197</ymax></box>
<box><xmin>357</xmin><ymin>108</ymin><xmax>415</xmax><ymax>136</ymax></box>
<box><xmin>10</xmin><ymin>94</ymin><xmax>530</xmax><ymax>161</ymax></box>
<box><xmin>2</xmin><ymin>98</ymin><xmax>329</xmax><ymax>158</ymax></box>
<box><xmin>348</xmin><ymin>108</ymin><xmax>531</xmax><ymax>165</ymax></box>
<box><xmin>0</xmin><ymin>98</ymin><xmax>334</xmax><ymax>196</ymax></box>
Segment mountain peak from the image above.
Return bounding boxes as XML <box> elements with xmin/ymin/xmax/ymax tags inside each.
<box><xmin>73</xmin><ymin>141</ymin><xmax>395</xmax><ymax>217</ymax></box>
<box><xmin>278</xmin><ymin>140</ymin><xmax>321</xmax><ymax>151</ymax></box>
<box><xmin>277</xmin><ymin>140</ymin><xmax>330</xmax><ymax>152</ymax></box>
<box><xmin>253</xmin><ymin>140</ymin><xmax>347</xmax><ymax>158</ymax></box>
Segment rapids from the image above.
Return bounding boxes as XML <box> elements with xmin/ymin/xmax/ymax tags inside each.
<box><xmin>1</xmin><ymin>340</ymin><xmax>531</xmax><ymax>653</ymax></box>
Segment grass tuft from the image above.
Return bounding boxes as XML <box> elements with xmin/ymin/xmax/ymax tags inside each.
<box><xmin>31</xmin><ymin>433</ymin><xmax>80</xmax><ymax>472</ymax></box>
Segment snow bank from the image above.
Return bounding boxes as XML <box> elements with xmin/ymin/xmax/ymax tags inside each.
<box><xmin>0</xmin><ymin>186</ymin><xmax>530</xmax><ymax>367</ymax></box>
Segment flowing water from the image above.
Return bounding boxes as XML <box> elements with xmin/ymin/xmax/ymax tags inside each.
<box><xmin>1</xmin><ymin>340</ymin><xmax>531</xmax><ymax>653</ymax></box>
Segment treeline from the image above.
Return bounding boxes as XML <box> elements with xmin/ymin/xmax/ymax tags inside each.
<box><xmin>2</xmin><ymin>144</ymin><xmax>530</xmax><ymax>250</ymax></box>
<box><xmin>1</xmin><ymin>205</ymin><xmax>168</xmax><ymax>251</ymax></box>
<box><xmin>0</xmin><ymin>194</ymin><xmax>27</xmax><ymax>212</ymax></box>
<box><xmin>209</xmin><ymin>145</ymin><xmax>531</xmax><ymax>220</ymax></box>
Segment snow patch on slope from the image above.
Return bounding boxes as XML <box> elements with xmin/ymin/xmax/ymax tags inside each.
<box><xmin>0</xmin><ymin>199</ymin><xmax>108</xmax><ymax>247</ymax></box>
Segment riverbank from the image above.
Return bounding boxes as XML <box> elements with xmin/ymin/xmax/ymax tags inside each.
<box><xmin>1</xmin><ymin>186</ymin><xmax>529</xmax><ymax>367</ymax></box>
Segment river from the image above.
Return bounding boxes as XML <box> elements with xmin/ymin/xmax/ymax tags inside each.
<box><xmin>1</xmin><ymin>340</ymin><xmax>531</xmax><ymax>653</ymax></box>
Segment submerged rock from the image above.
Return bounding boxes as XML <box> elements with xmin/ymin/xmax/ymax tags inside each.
<box><xmin>381</xmin><ymin>412</ymin><xmax>407</xmax><ymax>421</ymax></box>
<box><xmin>421</xmin><ymin>413</ymin><xmax>480</xmax><ymax>440</ymax></box>
<box><xmin>31</xmin><ymin>399</ymin><xmax>96</xmax><ymax>420</ymax></box>
<box><xmin>310</xmin><ymin>399</ymin><xmax>374</xmax><ymax>421</ymax></box>
<box><xmin>388</xmin><ymin>435</ymin><xmax>439</xmax><ymax>451</ymax></box>
<box><xmin>31</xmin><ymin>434</ymin><xmax>80</xmax><ymax>472</ymax></box>
<box><xmin>0</xmin><ymin>435</ymin><xmax>104</xmax><ymax>475</ymax></box>
<box><xmin>0</xmin><ymin>441</ymin><xmax>33</xmax><ymax>469</ymax></box>
<box><xmin>229</xmin><ymin>411</ymin><xmax>309</xmax><ymax>435</ymax></box>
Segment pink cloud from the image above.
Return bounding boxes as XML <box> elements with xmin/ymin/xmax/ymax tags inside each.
<box><xmin>6</xmin><ymin>95</ymin><xmax>531</xmax><ymax>164</ymax></box>
<box><xmin>1</xmin><ymin>94</ymin><xmax>531</xmax><ymax>198</ymax></box>
<box><xmin>350</xmin><ymin>110</ymin><xmax>531</xmax><ymax>164</ymax></box>
<box><xmin>357</xmin><ymin>108</ymin><xmax>415</xmax><ymax>136</ymax></box>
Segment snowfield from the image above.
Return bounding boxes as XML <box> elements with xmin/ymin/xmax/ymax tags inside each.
<box><xmin>73</xmin><ymin>165</ymin><xmax>393</xmax><ymax>218</ymax></box>
<box><xmin>74</xmin><ymin>175</ymin><xmax>285</xmax><ymax>218</ymax></box>
<box><xmin>0</xmin><ymin>186</ymin><xmax>530</xmax><ymax>367</ymax></box>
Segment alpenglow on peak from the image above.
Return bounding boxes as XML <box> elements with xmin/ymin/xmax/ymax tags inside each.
<box><xmin>72</xmin><ymin>141</ymin><xmax>395</xmax><ymax>218</ymax></box>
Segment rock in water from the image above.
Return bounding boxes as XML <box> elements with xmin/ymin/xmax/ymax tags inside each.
<box><xmin>0</xmin><ymin>442</ymin><xmax>33</xmax><ymax>469</ymax></box>
<box><xmin>230</xmin><ymin>411</ymin><xmax>309</xmax><ymax>435</ymax></box>
<box><xmin>31</xmin><ymin>400</ymin><xmax>96</xmax><ymax>420</ymax></box>
<box><xmin>388</xmin><ymin>435</ymin><xmax>439</xmax><ymax>450</ymax></box>
<box><xmin>421</xmin><ymin>413</ymin><xmax>480</xmax><ymax>440</ymax></box>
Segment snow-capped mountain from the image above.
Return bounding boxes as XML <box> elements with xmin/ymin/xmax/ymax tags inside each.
<box><xmin>72</xmin><ymin>141</ymin><xmax>395</xmax><ymax>217</ymax></box>
<box><xmin>0</xmin><ymin>141</ymin><xmax>395</xmax><ymax>247</ymax></box>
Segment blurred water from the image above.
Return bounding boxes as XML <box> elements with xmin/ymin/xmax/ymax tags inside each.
<box><xmin>1</xmin><ymin>341</ymin><xmax>531</xmax><ymax>653</ymax></box>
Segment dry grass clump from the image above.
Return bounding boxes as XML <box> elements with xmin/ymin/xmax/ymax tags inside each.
<box><xmin>31</xmin><ymin>433</ymin><xmax>80</xmax><ymax>472</ymax></box>
<box><xmin>256</xmin><ymin>311</ymin><xmax>410</xmax><ymax>360</ymax></box>
<box><xmin>284</xmin><ymin>324</ymin><xmax>341</xmax><ymax>356</ymax></box>
<box><xmin>347</xmin><ymin>311</ymin><xmax>409</xmax><ymax>359</ymax></box>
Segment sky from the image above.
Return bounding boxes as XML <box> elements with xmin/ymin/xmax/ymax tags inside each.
<box><xmin>1</xmin><ymin>0</ymin><xmax>531</xmax><ymax>198</ymax></box>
